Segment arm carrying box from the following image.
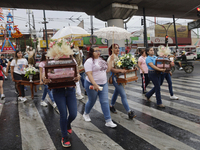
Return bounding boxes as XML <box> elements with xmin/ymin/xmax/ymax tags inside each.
<box><xmin>155</xmin><ymin>56</ymin><xmax>171</xmax><ymax>73</ymax></box>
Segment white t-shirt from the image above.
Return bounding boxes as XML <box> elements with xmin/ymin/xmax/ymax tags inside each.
<box><xmin>84</xmin><ymin>57</ymin><xmax>108</xmax><ymax>85</ymax></box>
<box><xmin>11</xmin><ymin>58</ymin><xmax>28</xmax><ymax>75</ymax></box>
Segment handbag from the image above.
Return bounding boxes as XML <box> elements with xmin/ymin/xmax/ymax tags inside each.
<box><xmin>108</xmin><ymin>74</ymin><xmax>113</xmax><ymax>84</ymax></box>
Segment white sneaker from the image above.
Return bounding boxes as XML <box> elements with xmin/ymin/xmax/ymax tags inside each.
<box><xmin>83</xmin><ymin>114</ymin><xmax>91</xmax><ymax>122</ymax></box>
<box><xmin>179</xmin><ymin>67</ymin><xmax>183</xmax><ymax>70</ymax></box>
<box><xmin>170</xmin><ymin>95</ymin><xmax>179</xmax><ymax>100</ymax></box>
<box><xmin>76</xmin><ymin>94</ymin><xmax>84</xmax><ymax>100</ymax></box>
<box><xmin>1</xmin><ymin>94</ymin><xmax>5</xmax><ymax>100</ymax></box>
<box><xmin>41</xmin><ymin>101</ymin><xmax>48</xmax><ymax>107</ymax></box>
<box><xmin>105</xmin><ymin>121</ymin><xmax>117</xmax><ymax>128</ymax></box>
<box><xmin>152</xmin><ymin>93</ymin><xmax>156</xmax><ymax>97</ymax></box>
<box><xmin>21</xmin><ymin>97</ymin><xmax>27</xmax><ymax>102</ymax></box>
<box><xmin>18</xmin><ymin>96</ymin><xmax>23</xmax><ymax>101</ymax></box>
<box><xmin>52</xmin><ymin>102</ymin><xmax>57</xmax><ymax>108</ymax></box>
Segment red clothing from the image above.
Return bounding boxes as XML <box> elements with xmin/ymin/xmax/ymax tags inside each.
<box><xmin>0</xmin><ymin>66</ymin><xmax>4</xmax><ymax>77</ymax></box>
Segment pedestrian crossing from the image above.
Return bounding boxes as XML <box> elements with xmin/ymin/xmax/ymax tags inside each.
<box><xmin>0</xmin><ymin>75</ymin><xmax>200</xmax><ymax>150</ymax></box>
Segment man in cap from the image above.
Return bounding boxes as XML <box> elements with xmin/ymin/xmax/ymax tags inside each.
<box><xmin>178</xmin><ymin>51</ymin><xmax>187</xmax><ymax>70</ymax></box>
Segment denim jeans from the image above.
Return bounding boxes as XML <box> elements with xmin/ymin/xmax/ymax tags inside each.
<box><xmin>140</xmin><ymin>73</ymin><xmax>150</xmax><ymax>93</ymax></box>
<box><xmin>80</xmin><ymin>72</ymin><xmax>85</xmax><ymax>88</ymax></box>
<box><xmin>84</xmin><ymin>80</ymin><xmax>111</xmax><ymax>123</ymax></box>
<box><xmin>42</xmin><ymin>84</ymin><xmax>55</xmax><ymax>102</ymax></box>
<box><xmin>146</xmin><ymin>71</ymin><xmax>162</xmax><ymax>105</ymax></box>
<box><xmin>53</xmin><ymin>87</ymin><xmax>77</xmax><ymax>138</ymax></box>
<box><xmin>111</xmin><ymin>74</ymin><xmax>130</xmax><ymax>112</ymax></box>
<box><xmin>160</xmin><ymin>73</ymin><xmax>173</xmax><ymax>96</ymax></box>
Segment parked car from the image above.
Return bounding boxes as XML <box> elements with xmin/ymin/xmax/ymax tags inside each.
<box><xmin>177</xmin><ymin>52</ymin><xmax>197</xmax><ymax>60</ymax></box>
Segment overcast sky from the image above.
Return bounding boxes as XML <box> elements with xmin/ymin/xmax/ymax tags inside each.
<box><xmin>0</xmin><ymin>8</ymin><xmax>196</xmax><ymax>37</ymax></box>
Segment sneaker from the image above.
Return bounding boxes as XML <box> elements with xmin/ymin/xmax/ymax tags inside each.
<box><xmin>1</xmin><ymin>94</ymin><xmax>5</xmax><ymax>100</ymax></box>
<box><xmin>21</xmin><ymin>97</ymin><xmax>27</xmax><ymax>102</ymax></box>
<box><xmin>157</xmin><ymin>104</ymin><xmax>165</xmax><ymax>108</ymax></box>
<box><xmin>170</xmin><ymin>95</ymin><xmax>179</xmax><ymax>100</ymax></box>
<box><xmin>145</xmin><ymin>94</ymin><xmax>151</xmax><ymax>101</ymax></box>
<box><xmin>110</xmin><ymin>106</ymin><xmax>117</xmax><ymax>114</ymax></box>
<box><xmin>152</xmin><ymin>93</ymin><xmax>156</xmax><ymax>97</ymax></box>
<box><xmin>52</xmin><ymin>102</ymin><xmax>57</xmax><ymax>108</ymax></box>
<box><xmin>105</xmin><ymin>121</ymin><xmax>117</xmax><ymax>128</ymax></box>
<box><xmin>67</xmin><ymin>129</ymin><xmax>72</xmax><ymax>134</ymax></box>
<box><xmin>128</xmin><ymin>110</ymin><xmax>136</xmax><ymax>119</ymax></box>
<box><xmin>83</xmin><ymin>113</ymin><xmax>91</xmax><ymax>122</ymax></box>
<box><xmin>179</xmin><ymin>67</ymin><xmax>183</xmax><ymax>70</ymax></box>
<box><xmin>76</xmin><ymin>94</ymin><xmax>84</xmax><ymax>100</ymax></box>
<box><xmin>41</xmin><ymin>101</ymin><xmax>48</xmax><ymax>107</ymax></box>
<box><xmin>18</xmin><ymin>96</ymin><xmax>23</xmax><ymax>101</ymax></box>
<box><xmin>61</xmin><ymin>136</ymin><xmax>71</xmax><ymax>148</ymax></box>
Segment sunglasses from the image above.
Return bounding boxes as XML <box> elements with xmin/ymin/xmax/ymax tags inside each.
<box><xmin>94</xmin><ymin>50</ymin><xmax>101</xmax><ymax>53</ymax></box>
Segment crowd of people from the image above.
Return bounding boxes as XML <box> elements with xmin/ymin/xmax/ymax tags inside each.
<box><xmin>1</xmin><ymin>44</ymin><xmax>183</xmax><ymax>148</ymax></box>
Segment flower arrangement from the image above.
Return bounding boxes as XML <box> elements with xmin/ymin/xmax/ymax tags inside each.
<box><xmin>46</xmin><ymin>39</ymin><xmax>74</xmax><ymax>60</ymax></box>
<box><xmin>157</xmin><ymin>45</ymin><xmax>171</xmax><ymax>56</ymax></box>
<box><xmin>116</xmin><ymin>54</ymin><xmax>137</xmax><ymax>70</ymax></box>
<box><xmin>24</xmin><ymin>65</ymin><xmax>39</xmax><ymax>78</ymax></box>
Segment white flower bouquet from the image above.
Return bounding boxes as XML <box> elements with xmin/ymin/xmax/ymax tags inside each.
<box><xmin>24</xmin><ymin>65</ymin><xmax>39</xmax><ymax>78</ymax></box>
<box><xmin>46</xmin><ymin>39</ymin><xmax>74</xmax><ymax>60</ymax></box>
<box><xmin>115</xmin><ymin>54</ymin><xmax>137</xmax><ymax>70</ymax></box>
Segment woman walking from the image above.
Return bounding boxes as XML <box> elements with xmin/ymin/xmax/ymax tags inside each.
<box><xmin>11</xmin><ymin>50</ymin><xmax>28</xmax><ymax>102</ymax></box>
<box><xmin>0</xmin><ymin>65</ymin><xmax>6</xmax><ymax>100</ymax></box>
<box><xmin>138</xmin><ymin>49</ymin><xmax>150</xmax><ymax>94</ymax></box>
<box><xmin>83</xmin><ymin>45</ymin><xmax>117</xmax><ymax>128</ymax></box>
<box><xmin>39</xmin><ymin>52</ymin><xmax>56</xmax><ymax>107</ymax></box>
<box><xmin>145</xmin><ymin>47</ymin><xmax>166</xmax><ymax>108</ymax></box>
<box><xmin>107</xmin><ymin>44</ymin><xmax>136</xmax><ymax>119</ymax></box>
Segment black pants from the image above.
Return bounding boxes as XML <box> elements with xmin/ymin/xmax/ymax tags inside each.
<box><xmin>140</xmin><ymin>73</ymin><xmax>150</xmax><ymax>93</ymax></box>
<box><xmin>13</xmin><ymin>73</ymin><xmax>25</xmax><ymax>97</ymax></box>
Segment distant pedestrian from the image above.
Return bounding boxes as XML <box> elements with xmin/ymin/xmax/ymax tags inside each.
<box><xmin>138</xmin><ymin>49</ymin><xmax>150</xmax><ymax>94</ymax></box>
<box><xmin>107</xmin><ymin>44</ymin><xmax>136</xmax><ymax>119</ymax></box>
<box><xmin>0</xmin><ymin>54</ymin><xmax>8</xmax><ymax>79</ymax></box>
<box><xmin>83</xmin><ymin>45</ymin><xmax>117</xmax><ymax>128</ymax></box>
<box><xmin>0</xmin><ymin>65</ymin><xmax>6</xmax><ymax>100</ymax></box>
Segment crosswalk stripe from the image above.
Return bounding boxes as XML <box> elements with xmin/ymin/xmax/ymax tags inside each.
<box><xmin>107</xmin><ymin>91</ymin><xmax>200</xmax><ymax>137</ymax></box>
<box><xmin>18</xmin><ymin>99</ymin><xmax>56</xmax><ymax>150</ymax></box>
<box><xmin>80</xmin><ymin>96</ymin><xmax>195</xmax><ymax>150</ymax></box>
<box><xmin>171</xmin><ymin>78</ymin><xmax>200</xmax><ymax>85</ymax></box>
<box><xmin>72</xmin><ymin>112</ymin><xmax>124</xmax><ymax>150</ymax></box>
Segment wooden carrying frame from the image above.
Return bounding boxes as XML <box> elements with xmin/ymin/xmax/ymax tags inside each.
<box><xmin>155</xmin><ymin>56</ymin><xmax>171</xmax><ymax>73</ymax></box>
<box><xmin>44</xmin><ymin>55</ymin><xmax>77</xmax><ymax>89</ymax></box>
<box><xmin>116</xmin><ymin>68</ymin><xmax>138</xmax><ymax>84</ymax></box>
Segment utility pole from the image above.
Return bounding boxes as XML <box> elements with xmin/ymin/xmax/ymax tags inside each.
<box><xmin>90</xmin><ymin>16</ymin><xmax>94</xmax><ymax>45</ymax></box>
<box><xmin>124</xmin><ymin>23</ymin><xmax>129</xmax><ymax>47</ymax></box>
<box><xmin>32</xmin><ymin>12</ymin><xmax>37</xmax><ymax>51</ymax></box>
<box><xmin>43</xmin><ymin>10</ymin><xmax>48</xmax><ymax>50</ymax></box>
<box><xmin>173</xmin><ymin>15</ymin><xmax>178</xmax><ymax>51</ymax></box>
<box><xmin>143</xmin><ymin>8</ymin><xmax>148</xmax><ymax>48</ymax></box>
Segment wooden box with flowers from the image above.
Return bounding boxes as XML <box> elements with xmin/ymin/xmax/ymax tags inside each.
<box><xmin>156</xmin><ymin>45</ymin><xmax>172</xmax><ymax>73</ymax></box>
<box><xmin>115</xmin><ymin>54</ymin><xmax>138</xmax><ymax>84</ymax></box>
<box><xmin>44</xmin><ymin>39</ymin><xmax>77</xmax><ymax>89</ymax></box>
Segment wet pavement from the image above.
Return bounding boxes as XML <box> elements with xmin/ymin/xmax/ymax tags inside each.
<box><xmin>0</xmin><ymin>61</ymin><xmax>200</xmax><ymax>150</ymax></box>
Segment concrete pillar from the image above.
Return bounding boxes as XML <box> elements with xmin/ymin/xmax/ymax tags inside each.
<box><xmin>107</xmin><ymin>19</ymin><xmax>125</xmax><ymax>48</ymax></box>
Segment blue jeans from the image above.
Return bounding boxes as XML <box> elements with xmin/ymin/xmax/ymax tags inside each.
<box><xmin>53</xmin><ymin>87</ymin><xmax>77</xmax><ymax>138</ymax></box>
<box><xmin>111</xmin><ymin>74</ymin><xmax>130</xmax><ymax>112</ymax></box>
<box><xmin>140</xmin><ymin>73</ymin><xmax>150</xmax><ymax>93</ymax></box>
<box><xmin>80</xmin><ymin>72</ymin><xmax>85</xmax><ymax>88</ymax></box>
<box><xmin>42</xmin><ymin>84</ymin><xmax>55</xmax><ymax>103</ymax></box>
<box><xmin>84</xmin><ymin>80</ymin><xmax>111</xmax><ymax>123</ymax></box>
<box><xmin>146</xmin><ymin>71</ymin><xmax>162</xmax><ymax>105</ymax></box>
<box><xmin>160</xmin><ymin>73</ymin><xmax>173</xmax><ymax>96</ymax></box>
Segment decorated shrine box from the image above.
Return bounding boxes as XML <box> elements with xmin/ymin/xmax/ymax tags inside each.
<box><xmin>44</xmin><ymin>56</ymin><xmax>77</xmax><ymax>89</ymax></box>
<box><xmin>155</xmin><ymin>57</ymin><xmax>171</xmax><ymax>73</ymax></box>
<box><xmin>116</xmin><ymin>68</ymin><xmax>138</xmax><ymax>84</ymax></box>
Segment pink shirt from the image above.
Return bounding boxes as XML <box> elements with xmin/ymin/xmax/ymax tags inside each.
<box><xmin>138</xmin><ymin>56</ymin><xmax>148</xmax><ymax>74</ymax></box>
<box><xmin>84</xmin><ymin>57</ymin><xmax>108</xmax><ymax>85</ymax></box>
<box><xmin>39</xmin><ymin>61</ymin><xmax>46</xmax><ymax>74</ymax></box>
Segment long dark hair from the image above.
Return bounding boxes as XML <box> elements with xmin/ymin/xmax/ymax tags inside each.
<box><xmin>108</xmin><ymin>43</ymin><xmax>119</xmax><ymax>55</ymax></box>
<box><xmin>86</xmin><ymin>45</ymin><xmax>99</xmax><ymax>60</ymax></box>
<box><xmin>14</xmin><ymin>50</ymin><xmax>21</xmax><ymax>64</ymax></box>
<box><xmin>40</xmin><ymin>52</ymin><xmax>47</xmax><ymax>62</ymax></box>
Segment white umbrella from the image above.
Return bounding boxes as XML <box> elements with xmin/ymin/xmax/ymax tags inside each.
<box><xmin>51</xmin><ymin>26</ymin><xmax>90</xmax><ymax>40</ymax></box>
<box><xmin>94</xmin><ymin>26</ymin><xmax>131</xmax><ymax>40</ymax></box>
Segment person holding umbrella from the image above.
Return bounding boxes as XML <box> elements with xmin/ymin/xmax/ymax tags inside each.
<box><xmin>138</xmin><ymin>49</ymin><xmax>150</xmax><ymax>94</ymax></box>
<box><xmin>107</xmin><ymin>44</ymin><xmax>136</xmax><ymax>119</ymax></box>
